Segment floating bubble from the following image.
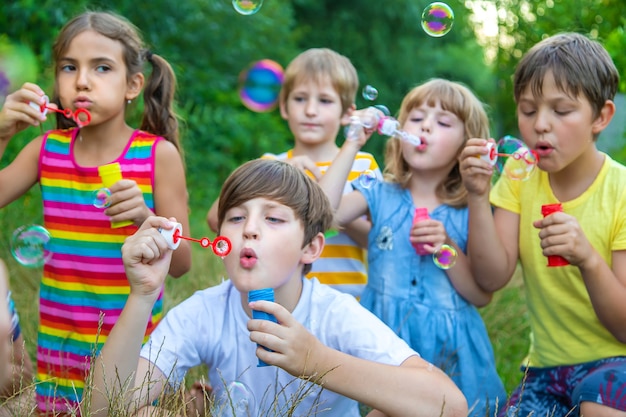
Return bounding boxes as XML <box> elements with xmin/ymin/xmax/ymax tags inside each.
<box><xmin>214</xmin><ymin>381</ymin><xmax>256</xmax><ymax>417</ymax></box>
<box><xmin>232</xmin><ymin>0</ymin><xmax>264</xmax><ymax>15</ymax></box>
<box><xmin>92</xmin><ymin>188</ymin><xmax>112</xmax><ymax>208</ymax></box>
<box><xmin>0</xmin><ymin>39</ymin><xmax>38</xmax><ymax>97</ymax></box>
<box><xmin>433</xmin><ymin>244</ymin><xmax>457</xmax><ymax>269</ymax></box>
<box><xmin>421</xmin><ymin>2</ymin><xmax>455</xmax><ymax>37</ymax></box>
<box><xmin>10</xmin><ymin>224</ymin><xmax>52</xmax><ymax>268</ymax></box>
<box><xmin>373</xmin><ymin>104</ymin><xmax>390</xmax><ymax>116</ymax></box>
<box><xmin>496</xmin><ymin>136</ymin><xmax>537</xmax><ymax>181</ymax></box>
<box><xmin>358</xmin><ymin>169</ymin><xmax>377</xmax><ymax>189</ymax></box>
<box><xmin>239</xmin><ymin>59</ymin><xmax>284</xmax><ymax>112</ymax></box>
<box><xmin>362</xmin><ymin>85</ymin><xmax>378</xmax><ymax>101</ymax></box>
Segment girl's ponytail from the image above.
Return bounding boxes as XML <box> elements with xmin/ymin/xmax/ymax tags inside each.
<box><xmin>141</xmin><ymin>50</ymin><xmax>181</xmax><ymax>152</ymax></box>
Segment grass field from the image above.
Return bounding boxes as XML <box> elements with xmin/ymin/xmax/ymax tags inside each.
<box><xmin>0</xmin><ymin>187</ymin><xmax>531</xmax><ymax>415</ymax></box>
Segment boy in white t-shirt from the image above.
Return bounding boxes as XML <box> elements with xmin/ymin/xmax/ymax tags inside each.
<box><xmin>86</xmin><ymin>159</ymin><xmax>467</xmax><ymax>417</ymax></box>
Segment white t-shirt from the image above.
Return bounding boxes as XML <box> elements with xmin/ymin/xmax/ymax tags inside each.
<box><xmin>140</xmin><ymin>277</ymin><xmax>417</xmax><ymax>416</ymax></box>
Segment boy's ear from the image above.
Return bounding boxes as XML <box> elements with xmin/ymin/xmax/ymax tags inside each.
<box><xmin>591</xmin><ymin>99</ymin><xmax>616</xmax><ymax>135</ymax></box>
<box><xmin>126</xmin><ymin>72</ymin><xmax>145</xmax><ymax>101</ymax></box>
<box><xmin>340</xmin><ymin>104</ymin><xmax>356</xmax><ymax>126</ymax></box>
<box><xmin>301</xmin><ymin>232</ymin><xmax>325</xmax><ymax>265</ymax></box>
<box><xmin>279</xmin><ymin>99</ymin><xmax>289</xmax><ymax>120</ymax></box>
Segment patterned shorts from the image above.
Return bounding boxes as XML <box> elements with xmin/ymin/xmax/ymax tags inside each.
<box><xmin>499</xmin><ymin>357</ymin><xmax>626</xmax><ymax>416</ymax></box>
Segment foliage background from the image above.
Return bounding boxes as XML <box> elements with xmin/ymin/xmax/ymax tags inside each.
<box><xmin>1</xmin><ymin>0</ymin><xmax>625</xmax><ymax>400</ymax></box>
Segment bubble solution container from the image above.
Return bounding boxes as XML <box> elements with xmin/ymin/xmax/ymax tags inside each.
<box><xmin>248</xmin><ymin>288</ymin><xmax>278</xmax><ymax>367</ymax></box>
<box><xmin>411</xmin><ymin>207</ymin><xmax>431</xmax><ymax>255</ymax></box>
<box><xmin>540</xmin><ymin>203</ymin><xmax>570</xmax><ymax>267</ymax></box>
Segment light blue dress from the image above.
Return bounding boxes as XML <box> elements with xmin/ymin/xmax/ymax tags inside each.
<box><xmin>354</xmin><ymin>180</ymin><xmax>506</xmax><ymax>416</ymax></box>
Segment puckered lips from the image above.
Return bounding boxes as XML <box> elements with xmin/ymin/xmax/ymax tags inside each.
<box><xmin>240</xmin><ymin>247</ymin><xmax>258</xmax><ymax>269</ymax></box>
<box><xmin>534</xmin><ymin>140</ymin><xmax>554</xmax><ymax>158</ymax></box>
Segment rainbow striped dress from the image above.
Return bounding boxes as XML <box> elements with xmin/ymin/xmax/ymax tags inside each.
<box><xmin>37</xmin><ymin>128</ymin><xmax>163</xmax><ymax>415</ymax></box>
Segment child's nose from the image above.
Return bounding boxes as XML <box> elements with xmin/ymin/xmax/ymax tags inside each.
<box><xmin>243</xmin><ymin>219</ymin><xmax>260</xmax><ymax>240</ymax></box>
<box><xmin>76</xmin><ymin>69</ymin><xmax>90</xmax><ymax>90</ymax></box>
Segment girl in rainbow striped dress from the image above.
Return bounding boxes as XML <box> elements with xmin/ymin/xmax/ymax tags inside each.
<box><xmin>0</xmin><ymin>11</ymin><xmax>191</xmax><ymax>415</ymax></box>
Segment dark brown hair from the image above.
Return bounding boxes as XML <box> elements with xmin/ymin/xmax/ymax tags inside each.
<box><xmin>52</xmin><ymin>11</ymin><xmax>181</xmax><ymax>150</ymax></box>
<box><xmin>514</xmin><ymin>32</ymin><xmax>619</xmax><ymax>120</ymax></box>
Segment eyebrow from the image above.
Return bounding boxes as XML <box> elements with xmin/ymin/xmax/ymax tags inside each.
<box><xmin>58</xmin><ymin>56</ymin><xmax>117</xmax><ymax>65</ymax></box>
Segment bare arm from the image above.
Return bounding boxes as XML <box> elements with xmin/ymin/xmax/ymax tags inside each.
<box><xmin>441</xmin><ymin>239</ymin><xmax>493</xmax><ymax>307</ymax></box>
<box><xmin>87</xmin><ymin>217</ymin><xmax>175</xmax><ymax>417</ymax></box>
<box><xmin>460</xmin><ymin>139</ymin><xmax>520</xmax><ymax>291</ymax></box>
<box><xmin>580</xmin><ymin>250</ymin><xmax>626</xmax><ymax>342</ymax></box>
<box><xmin>153</xmin><ymin>141</ymin><xmax>191</xmax><ymax>278</ymax></box>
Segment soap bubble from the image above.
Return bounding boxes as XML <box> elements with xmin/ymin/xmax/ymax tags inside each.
<box><xmin>239</xmin><ymin>59</ymin><xmax>284</xmax><ymax>112</ymax></box>
<box><xmin>358</xmin><ymin>169</ymin><xmax>377</xmax><ymax>189</ymax></box>
<box><xmin>232</xmin><ymin>0</ymin><xmax>263</xmax><ymax>15</ymax></box>
<box><xmin>433</xmin><ymin>244</ymin><xmax>457</xmax><ymax>269</ymax></box>
<box><xmin>421</xmin><ymin>2</ymin><xmax>455</xmax><ymax>37</ymax></box>
<box><xmin>214</xmin><ymin>380</ymin><xmax>256</xmax><ymax>417</ymax></box>
<box><xmin>362</xmin><ymin>85</ymin><xmax>378</xmax><ymax>101</ymax></box>
<box><xmin>10</xmin><ymin>224</ymin><xmax>52</xmax><ymax>268</ymax></box>
<box><xmin>92</xmin><ymin>188</ymin><xmax>112</xmax><ymax>208</ymax></box>
<box><xmin>496</xmin><ymin>136</ymin><xmax>537</xmax><ymax>181</ymax></box>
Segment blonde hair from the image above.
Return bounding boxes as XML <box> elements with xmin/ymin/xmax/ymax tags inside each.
<box><xmin>279</xmin><ymin>48</ymin><xmax>358</xmax><ymax>115</ymax></box>
<box><xmin>384</xmin><ymin>78</ymin><xmax>490</xmax><ymax>208</ymax></box>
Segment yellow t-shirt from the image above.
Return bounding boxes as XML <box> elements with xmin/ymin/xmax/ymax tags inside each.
<box><xmin>262</xmin><ymin>149</ymin><xmax>381</xmax><ymax>298</ymax></box>
<box><xmin>491</xmin><ymin>153</ymin><xmax>626</xmax><ymax>367</ymax></box>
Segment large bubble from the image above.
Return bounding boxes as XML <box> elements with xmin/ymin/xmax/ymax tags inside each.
<box><xmin>232</xmin><ymin>0</ymin><xmax>264</xmax><ymax>15</ymax></box>
<box><xmin>11</xmin><ymin>224</ymin><xmax>52</xmax><ymax>268</ymax></box>
<box><xmin>421</xmin><ymin>2</ymin><xmax>455</xmax><ymax>37</ymax></box>
<box><xmin>496</xmin><ymin>136</ymin><xmax>538</xmax><ymax>181</ymax></box>
<box><xmin>239</xmin><ymin>59</ymin><xmax>284</xmax><ymax>112</ymax></box>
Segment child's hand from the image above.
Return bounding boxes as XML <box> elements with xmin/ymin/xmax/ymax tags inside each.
<box><xmin>247</xmin><ymin>300</ymin><xmax>324</xmax><ymax>377</ymax></box>
<box><xmin>533</xmin><ymin>212</ymin><xmax>594</xmax><ymax>268</ymax></box>
<box><xmin>409</xmin><ymin>218</ymin><xmax>447</xmax><ymax>254</ymax></box>
<box><xmin>104</xmin><ymin>179</ymin><xmax>153</xmax><ymax>227</ymax></box>
<box><xmin>121</xmin><ymin>216</ymin><xmax>174</xmax><ymax>298</ymax></box>
<box><xmin>459</xmin><ymin>138</ymin><xmax>495</xmax><ymax>196</ymax></box>
<box><xmin>285</xmin><ymin>155</ymin><xmax>322</xmax><ymax>181</ymax></box>
<box><xmin>0</xmin><ymin>83</ymin><xmax>48</xmax><ymax>142</ymax></box>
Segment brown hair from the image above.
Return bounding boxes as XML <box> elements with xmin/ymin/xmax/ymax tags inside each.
<box><xmin>217</xmin><ymin>159</ymin><xmax>335</xmax><ymax>275</ymax></box>
<box><xmin>279</xmin><ymin>48</ymin><xmax>358</xmax><ymax>115</ymax></box>
<box><xmin>384</xmin><ymin>78</ymin><xmax>490</xmax><ymax>208</ymax></box>
<box><xmin>514</xmin><ymin>32</ymin><xmax>619</xmax><ymax>121</ymax></box>
<box><xmin>52</xmin><ymin>11</ymin><xmax>182</xmax><ymax>150</ymax></box>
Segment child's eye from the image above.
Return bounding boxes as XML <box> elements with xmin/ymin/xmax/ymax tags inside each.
<box><xmin>320</xmin><ymin>98</ymin><xmax>334</xmax><ymax>104</ymax></box>
<box><xmin>226</xmin><ymin>215</ymin><xmax>245</xmax><ymax>223</ymax></box>
<box><xmin>266</xmin><ymin>216</ymin><xmax>284</xmax><ymax>224</ymax></box>
<box><xmin>96</xmin><ymin>65</ymin><xmax>111</xmax><ymax>73</ymax></box>
<box><xmin>60</xmin><ymin>64</ymin><xmax>76</xmax><ymax>72</ymax></box>
<box><xmin>409</xmin><ymin>117</ymin><xmax>423</xmax><ymax>123</ymax></box>
<box><xmin>438</xmin><ymin>121</ymin><xmax>451</xmax><ymax>127</ymax></box>
<box><xmin>554</xmin><ymin>109</ymin><xmax>571</xmax><ymax>116</ymax></box>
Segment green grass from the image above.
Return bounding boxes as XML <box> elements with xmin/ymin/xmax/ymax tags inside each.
<box><xmin>0</xmin><ymin>190</ymin><xmax>531</xmax><ymax>415</ymax></box>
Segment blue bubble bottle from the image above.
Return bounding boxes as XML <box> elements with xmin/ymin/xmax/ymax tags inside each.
<box><xmin>248</xmin><ymin>288</ymin><xmax>278</xmax><ymax>366</ymax></box>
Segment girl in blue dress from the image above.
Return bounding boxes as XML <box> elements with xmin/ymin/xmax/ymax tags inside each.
<box><xmin>320</xmin><ymin>78</ymin><xmax>506</xmax><ymax>416</ymax></box>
